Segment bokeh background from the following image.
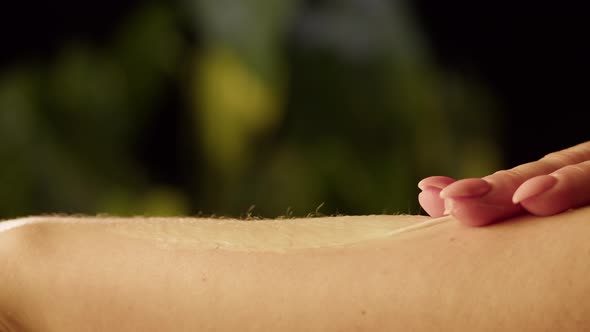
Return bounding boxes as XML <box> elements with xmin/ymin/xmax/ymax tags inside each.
<box><xmin>0</xmin><ymin>1</ymin><xmax>587</xmax><ymax>219</ymax></box>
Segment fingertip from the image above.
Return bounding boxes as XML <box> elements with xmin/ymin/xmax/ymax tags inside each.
<box><xmin>418</xmin><ymin>186</ymin><xmax>446</xmax><ymax>217</ymax></box>
<box><xmin>439</xmin><ymin>178</ymin><xmax>492</xmax><ymax>199</ymax></box>
<box><xmin>512</xmin><ymin>175</ymin><xmax>558</xmax><ymax>204</ymax></box>
<box><xmin>446</xmin><ymin>197</ymin><xmax>524</xmax><ymax>227</ymax></box>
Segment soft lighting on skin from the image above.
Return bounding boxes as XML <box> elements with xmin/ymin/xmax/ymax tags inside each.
<box><xmin>0</xmin><ymin>217</ymin><xmax>43</xmax><ymax>233</ymax></box>
<box><xmin>1</xmin><ymin>214</ymin><xmax>452</xmax><ymax>253</ymax></box>
<box><xmin>103</xmin><ymin>215</ymin><xmax>451</xmax><ymax>252</ymax></box>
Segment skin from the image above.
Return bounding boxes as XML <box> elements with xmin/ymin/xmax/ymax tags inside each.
<box><xmin>1</xmin><ymin>208</ymin><xmax>590</xmax><ymax>331</ymax></box>
<box><xmin>418</xmin><ymin>140</ymin><xmax>590</xmax><ymax>226</ymax></box>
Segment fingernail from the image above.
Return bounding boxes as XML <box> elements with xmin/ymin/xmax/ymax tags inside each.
<box><xmin>439</xmin><ymin>178</ymin><xmax>492</xmax><ymax>199</ymax></box>
<box><xmin>512</xmin><ymin>175</ymin><xmax>558</xmax><ymax>204</ymax></box>
<box><xmin>417</xmin><ymin>179</ymin><xmax>431</xmax><ymax>190</ymax></box>
<box><xmin>417</xmin><ymin>176</ymin><xmax>454</xmax><ymax>190</ymax></box>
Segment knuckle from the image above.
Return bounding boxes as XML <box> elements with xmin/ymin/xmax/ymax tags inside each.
<box><xmin>492</xmin><ymin>169</ymin><xmax>522</xmax><ymax>179</ymax></box>
<box><xmin>543</xmin><ymin>151</ymin><xmax>576</xmax><ymax>164</ymax></box>
<box><xmin>556</xmin><ymin>164</ymin><xmax>588</xmax><ymax>176</ymax></box>
<box><xmin>543</xmin><ymin>147</ymin><xmax>590</xmax><ymax>165</ymax></box>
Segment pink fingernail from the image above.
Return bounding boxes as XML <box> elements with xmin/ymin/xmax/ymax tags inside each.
<box><xmin>512</xmin><ymin>175</ymin><xmax>558</xmax><ymax>204</ymax></box>
<box><xmin>417</xmin><ymin>179</ymin><xmax>431</xmax><ymax>191</ymax></box>
<box><xmin>439</xmin><ymin>178</ymin><xmax>492</xmax><ymax>199</ymax></box>
<box><xmin>417</xmin><ymin>176</ymin><xmax>455</xmax><ymax>190</ymax></box>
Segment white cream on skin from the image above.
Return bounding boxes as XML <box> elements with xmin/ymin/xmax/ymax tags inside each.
<box><xmin>1</xmin><ymin>215</ymin><xmax>452</xmax><ymax>253</ymax></box>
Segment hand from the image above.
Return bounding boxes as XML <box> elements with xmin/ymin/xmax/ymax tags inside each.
<box><xmin>418</xmin><ymin>141</ymin><xmax>590</xmax><ymax>226</ymax></box>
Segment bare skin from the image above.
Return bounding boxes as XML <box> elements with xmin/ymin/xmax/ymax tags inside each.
<box><xmin>418</xmin><ymin>140</ymin><xmax>590</xmax><ymax>226</ymax></box>
<box><xmin>2</xmin><ymin>207</ymin><xmax>590</xmax><ymax>331</ymax></box>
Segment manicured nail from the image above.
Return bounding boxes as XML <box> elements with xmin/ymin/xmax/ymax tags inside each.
<box><xmin>417</xmin><ymin>176</ymin><xmax>455</xmax><ymax>190</ymax></box>
<box><xmin>417</xmin><ymin>179</ymin><xmax>432</xmax><ymax>190</ymax></box>
<box><xmin>512</xmin><ymin>175</ymin><xmax>558</xmax><ymax>204</ymax></box>
<box><xmin>439</xmin><ymin>178</ymin><xmax>492</xmax><ymax>199</ymax></box>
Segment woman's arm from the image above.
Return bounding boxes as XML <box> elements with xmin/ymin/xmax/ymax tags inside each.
<box><xmin>2</xmin><ymin>207</ymin><xmax>590</xmax><ymax>331</ymax></box>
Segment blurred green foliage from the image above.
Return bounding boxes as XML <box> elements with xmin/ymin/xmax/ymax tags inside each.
<box><xmin>0</xmin><ymin>0</ymin><xmax>500</xmax><ymax>219</ymax></box>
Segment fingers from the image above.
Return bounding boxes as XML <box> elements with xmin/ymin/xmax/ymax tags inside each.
<box><xmin>418</xmin><ymin>187</ymin><xmax>446</xmax><ymax>217</ymax></box>
<box><xmin>417</xmin><ymin>176</ymin><xmax>456</xmax><ymax>191</ymax></box>
<box><xmin>439</xmin><ymin>175</ymin><xmax>527</xmax><ymax>226</ymax></box>
<box><xmin>439</xmin><ymin>141</ymin><xmax>590</xmax><ymax>226</ymax></box>
<box><xmin>514</xmin><ymin>160</ymin><xmax>590</xmax><ymax>216</ymax></box>
<box><xmin>512</xmin><ymin>175</ymin><xmax>557</xmax><ymax>205</ymax></box>
<box><xmin>417</xmin><ymin>176</ymin><xmax>455</xmax><ymax>217</ymax></box>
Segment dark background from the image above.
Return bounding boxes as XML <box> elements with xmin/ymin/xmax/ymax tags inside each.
<box><xmin>2</xmin><ymin>1</ymin><xmax>587</xmax><ymax>165</ymax></box>
<box><xmin>0</xmin><ymin>0</ymin><xmax>587</xmax><ymax>218</ymax></box>
<box><xmin>413</xmin><ymin>1</ymin><xmax>589</xmax><ymax>164</ymax></box>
